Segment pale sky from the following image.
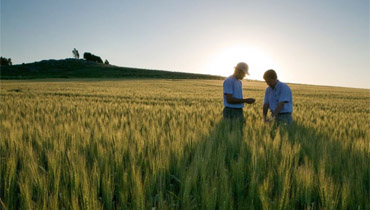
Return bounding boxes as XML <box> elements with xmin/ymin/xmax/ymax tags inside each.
<box><xmin>1</xmin><ymin>0</ymin><xmax>369</xmax><ymax>89</ymax></box>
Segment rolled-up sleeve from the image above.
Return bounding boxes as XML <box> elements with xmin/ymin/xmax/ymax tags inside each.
<box><xmin>223</xmin><ymin>79</ymin><xmax>233</xmax><ymax>94</ymax></box>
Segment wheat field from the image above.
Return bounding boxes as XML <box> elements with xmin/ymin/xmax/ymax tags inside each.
<box><xmin>1</xmin><ymin>79</ymin><xmax>369</xmax><ymax>209</ymax></box>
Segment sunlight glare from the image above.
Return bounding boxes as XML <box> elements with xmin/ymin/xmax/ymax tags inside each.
<box><xmin>204</xmin><ymin>46</ymin><xmax>277</xmax><ymax>80</ymax></box>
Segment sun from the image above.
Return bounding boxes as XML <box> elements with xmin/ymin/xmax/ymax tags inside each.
<box><xmin>204</xmin><ymin>45</ymin><xmax>278</xmax><ymax>80</ymax></box>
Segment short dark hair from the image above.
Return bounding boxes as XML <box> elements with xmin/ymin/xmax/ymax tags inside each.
<box><xmin>263</xmin><ymin>69</ymin><xmax>277</xmax><ymax>80</ymax></box>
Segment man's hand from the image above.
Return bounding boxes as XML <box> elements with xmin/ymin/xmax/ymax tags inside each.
<box><xmin>264</xmin><ymin>116</ymin><xmax>275</xmax><ymax>123</ymax></box>
<box><xmin>244</xmin><ymin>98</ymin><xmax>255</xmax><ymax>104</ymax></box>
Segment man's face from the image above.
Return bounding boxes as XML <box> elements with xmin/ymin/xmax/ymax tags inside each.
<box><xmin>236</xmin><ymin>69</ymin><xmax>246</xmax><ymax>80</ymax></box>
<box><xmin>264</xmin><ymin>78</ymin><xmax>277</xmax><ymax>89</ymax></box>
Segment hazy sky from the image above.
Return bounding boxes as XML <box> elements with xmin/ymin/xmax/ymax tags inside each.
<box><xmin>1</xmin><ymin>0</ymin><xmax>369</xmax><ymax>89</ymax></box>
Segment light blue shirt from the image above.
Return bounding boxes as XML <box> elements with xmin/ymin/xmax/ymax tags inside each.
<box><xmin>223</xmin><ymin>76</ymin><xmax>244</xmax><ymax>108</ymax></box>
<box><xmin>264</xmin><ymin>80</ymin><xmax>293</xmax><ymax>113</ymax></box>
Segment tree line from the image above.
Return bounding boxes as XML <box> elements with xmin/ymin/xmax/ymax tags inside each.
<box><xmin>0</xmin><ymin>49</ymin><xmax>109</xmax><ymax>66</ymax></box>
<box><xmin>0</xmin><ymin>57</ymin><xmax>12</xmax><ymax>66</ymax></box>
<box><xmin>73</xmin><ymin>48</ymin><xmax>109</xmax><ymax>65</ymax></box>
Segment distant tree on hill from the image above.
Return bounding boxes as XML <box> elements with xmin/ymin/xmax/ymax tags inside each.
<box><xmin>83</xmin><ymin>52</ymin><xmax>103</xmax><ymax>63</ymax></box>
<box><xmin>104</xmin><ymin>59</ymin><xmax>109</xmax><ymax>65</ymax></box>
<box><xmin>0</xmin><ymin>57</ymin><xmax>12</xmax><ymax>66</ymax></box>
<box><xmin>72</xmin><ymin>48</ymin><xmax>80</xmax><ymax>59</ymax></box>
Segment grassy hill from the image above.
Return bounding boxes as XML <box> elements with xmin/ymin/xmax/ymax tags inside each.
<box><xmin>0</xmin><ymin>59</ymin><xmax>224</xmax><ymax>80</ymax></box>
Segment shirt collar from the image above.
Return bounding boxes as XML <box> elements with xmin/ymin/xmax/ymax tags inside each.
<box><xmin>271</xmin><ymin>80</ymin><xmax>280</xmax><ymax>90</ymax></box>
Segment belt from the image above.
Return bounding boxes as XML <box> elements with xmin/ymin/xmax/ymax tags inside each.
<box><xmin>225</xmin><ymin>107</ymin><xmax>243</xmax><ymax>110</ymax></box>
<box><xmin>278</xmin><ymin>112</ymin><xmax>291</xmax><ymax>115</ymax></box>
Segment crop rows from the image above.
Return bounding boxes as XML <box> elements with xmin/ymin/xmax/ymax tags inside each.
<box><xmin>1</xmin><ymin>79</ymin><xmax>369</xmax><ymax>209</ymax></box>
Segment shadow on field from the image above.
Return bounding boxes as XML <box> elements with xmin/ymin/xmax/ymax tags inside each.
<box><xmin>157</xmin><ymin>119</ymin><xmax>369</xmax><ymax>209</ymax></box>
<box><xmin>277</xmin><ymin>122</ymin><xmax>370</xmax><ymax>209</ymax></box>
<box><xmin>158</xmin><ymin>119</ymin><xmax>255</xmax><ymax>210</ymax></box>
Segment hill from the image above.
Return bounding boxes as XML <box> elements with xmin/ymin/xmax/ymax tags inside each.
<box><xmin>0</xmin><ymin>59</ymin><xmax>224</xmax><ymax>80</ymax></box>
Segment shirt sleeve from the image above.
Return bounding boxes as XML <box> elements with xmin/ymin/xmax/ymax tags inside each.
<box><xmin>264</xmin><ymin>88</ymin><xmax>269</xmax><ymax>104</ymax></box>
<box><xmin>279</xmin><ymin>84</ymin><xmax>291</xmax><ymax>103</ymax></box>
<box><xmin>223</xmin><ymin>79</ymin><xmax>233</xmax><ymax>94</ymax></box>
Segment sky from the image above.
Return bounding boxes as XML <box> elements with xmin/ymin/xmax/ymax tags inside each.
<box><xmin>1</xmin><ymin>0</ymin><xmax>369</xmax><ymax>89</ymax></box>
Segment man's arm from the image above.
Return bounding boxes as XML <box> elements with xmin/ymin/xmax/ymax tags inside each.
<box><xmin>263</xmin><ymin>103</ymin><xmax>269</xmax><ymax>121</ymax></box>
<box><xmin>274</xmin><ymin>84</ymin><xmax>291</xmax><ymax>117</ymax></box>
<box><xmin>225</xmin><ymin>94</ymin><xmax>255</xmax><ymax>104</ymax></box>
<box><xmin>272</xmin><ymin>101</ymin><xmax>286</xmax><ymax>117</ymax></box>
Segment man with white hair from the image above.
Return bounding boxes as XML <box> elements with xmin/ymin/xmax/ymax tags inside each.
<box><xmin>223</xmin><ymin>62</ymin><xmax>256</xmax><ymax>121</ymax></box>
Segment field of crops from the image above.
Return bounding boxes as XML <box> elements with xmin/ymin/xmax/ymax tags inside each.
<box><xmin>1</xmin><ymin>79</ymin><xmax>369</xmax><ymax>209</ymax></box>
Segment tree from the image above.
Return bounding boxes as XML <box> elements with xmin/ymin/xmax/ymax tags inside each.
<box><xmin>83</xmin><ymin>52</ymin><xmax>92</xmax><ymax>60</ymax></box>
<box><xmin>96</xmin><ymin>56</ymin><xmax>103</xmax><ymax>63</ymax></box>
<box><xmin>72</xmin><ymin>48</ymin><xmax>80</xmax><ymax>59</ymax></box>
<box><xmin>0</xmin><ymin>57</ymin><xmax>12</xmax><ymax>66</ymax></box>
<box><xmin>104</xmin><ymin>59</ymin><xmax>109</xmax><ymax>65</ymax></box>
<box><xmin>83</xmin><ymin>52</ymin><xmax>103</xmax><ymax>63</ymax></box>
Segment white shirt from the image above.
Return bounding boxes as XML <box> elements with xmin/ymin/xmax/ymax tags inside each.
<box><xmin>223</xmin><ymin>76</ymin><xmax>244</xmax><ymax>108</ymax></box>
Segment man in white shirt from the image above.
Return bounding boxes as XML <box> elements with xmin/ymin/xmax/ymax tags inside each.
<box><xmin>223</xmin><ymin>62</ymin><xmax>256</xmax><ymax>121</ymax></box>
